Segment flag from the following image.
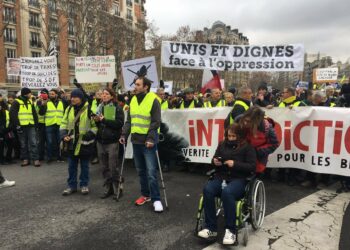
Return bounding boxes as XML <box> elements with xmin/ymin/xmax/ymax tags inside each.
<box><xmin>201</xmin><ymin>70</ymin><xmax>222</xmax><ymax>94</ymax></box>
<box><xmin>48</xmin><ymin>38</ymin><xmax>58</xmax><ymax>57</ymax></box>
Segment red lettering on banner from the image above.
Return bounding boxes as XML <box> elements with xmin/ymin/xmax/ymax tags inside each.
<box><xmin>344</xmin><ymin>127</ymin><xmax>350</xmax><ymax>154</ymax></box>
<box><xmin>333</xmin><ymin>121</ymin><xmax>343</xmax><ymax>155</ymax></box>
<box><xmin>293</xmin><ymin>121</ymin><xmax>310</xmax><ymax>151</ymax></box>
<box><xmin>188</xmin><ymin>120</ymin><xmax>195</xmax><ymax>146</ymax></box>
<box><xmin>274</xmin><ymin>121</ymin><xmax>282</xmax><ymax>143</ymax></box>
<box><xmin>284</xmin><ymin>121</ymin><xmax>292</xmax><ymax>150</ymax></box>
<box><xmin>197</xmin><ymin>120</ymin><xmax>213</xmax><ymax>146</ymax></box>
<box><xmin>313</xmin><ymin>120</ymin><xmax>333</xmax><ymax>153</ymax></box>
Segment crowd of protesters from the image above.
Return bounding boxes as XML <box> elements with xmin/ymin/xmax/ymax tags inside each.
<box><xmin>1</xmin><ymin>78</ymin><xmax>350</xmax><ymax>197</ymax></box>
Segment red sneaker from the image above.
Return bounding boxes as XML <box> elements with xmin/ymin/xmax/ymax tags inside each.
<box><xmin>135</xmin><ymin>196</ymin><xmax>151</xmax><ymax>206</ymax></box>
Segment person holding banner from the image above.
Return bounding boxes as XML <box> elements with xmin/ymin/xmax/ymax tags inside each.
<box><xmin>177</xmin><ymin>88</ymin><xmax>203</xmax><ymax>109</ymax></box>
<box><xmin>156</xmin><ymin>88</ymin><xmax>170</xmax><ymax>110</ymax></box>
<box><xmin>10</xmin><ymin>88</ymin><xmax>40</xmax><ymax>167</ymax></box>
<box><xmin>203</xmin><ymin>88</ymin><xmax>227</xmax><ymax>108</ymax></box>
<box><xmin>224</xmin><ymin>86</ymin><xmax>253</xmax><ymax>128</ymax></box>
<box><xmin>120</xmin><ymin>77</ymin><xmax>164</xmax><ymax>213</ymax></box>
<box><xmin>94</xmin><ymin>88</ymin><xmax>124</xmax><ymax>199</ymax></box>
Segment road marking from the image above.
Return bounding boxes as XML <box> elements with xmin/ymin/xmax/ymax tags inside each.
<box><xmin>203</xmin><ymin>188</ymin><xmax>350</xmax><ymax>250</ymax></box>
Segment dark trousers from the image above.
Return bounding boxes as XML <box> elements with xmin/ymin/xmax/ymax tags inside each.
<box><xmin>97</xmin><ymin>142</ymin><xmax>120</xmax><ymax>183</ymax></box>
<box><xmin>0</xmin><ymin>136</ymin><xmax>13</xmax><ymax>163</ymax></box>
<box><xmin>37</xmin><ymin>123</ymin><xmax>46</xmax><ymax>160</ymax></box>
<box><xmin>46</xmin><ymin>124</ymin><xmax>60</xmax><ymax>160</ymax></box>
<box><xmin>0</xmin><ymin>170</ymin><xmax>5</xmax><ymax>183</ymax></box>
<box><xmin>67</xmin><ymin>156</ymin><xmax>89</xmax><ymax>189</ymax></box>
<box><xmin>18</xmin><ymin>126</ymin><xmax>39</xmax><ymax>161</ymax></box>
<box><xmin>203</xmin><ymin>178</ymin><xmax>246</xmax><ymax>232</ymax></box>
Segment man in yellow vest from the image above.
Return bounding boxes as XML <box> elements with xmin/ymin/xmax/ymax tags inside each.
<box><xmin>120</xmin><ymin>77</ymin><xmax>164</xmax><ymax>213</ymax></box>
<box><xmin>278</xmin><ymin>87</ymin><xmax>306</xmax><ymax>108</ymax></box>
<box><xmin>9</xmin><ymin>88</ymin><xmax>40</xmax><ymax>167</ymax></box>
<box><xmin>38</xmin><ymin>89</ymin><xmax>65</xmax><ymax>163</ymax></box>
<box><xmin>60</xmin><ymin>89</ymin><xmax>97</xmax><ymax>196</ymax></box>
<box><xmin>156</xmin><ymin>88</ymin><xmax>169</xmax><ymax>110</ymax></box>
<box><xmin>224</xmin><ymin>86</ymin><xmax>252</xmax><ymax>128</ymax></box>
<box><xmin>203</xmin><ymin>88</ymin><xmax>226</xmax><ymax>108</ymax></box>
<box><xmin>177</xmin><ymin>88</ymin><xmax>203</xmax><ymax>109</ymax></box>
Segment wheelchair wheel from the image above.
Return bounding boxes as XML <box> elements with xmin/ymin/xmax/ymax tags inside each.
<box><xmin>195</xmin><ymin>196</ymin><xmax>205</xmax><ymax>234</ymax></box>
<box><xmin>250</xmin><ymin>180</ymin><xmax>266</xmax><ymax>230</ymax></box>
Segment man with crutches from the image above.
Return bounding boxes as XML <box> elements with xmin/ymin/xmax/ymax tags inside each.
<box><xmin>120</xmin><ymin>76</ymin><xmax>165</xmax><ymax>213</ymax></box>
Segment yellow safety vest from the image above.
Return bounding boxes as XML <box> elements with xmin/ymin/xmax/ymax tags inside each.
<box><xmin>60</xmin><ymin>102</ymin><xmax>97</xmax><ymax>156</ymax></box>
<box><xmin>45</xmin><ymin>100</ymin><xmax>64</xmax><ymax>126</ymax></box>
<box><xmin>34</xmin><ymin>102</ymin><xmax>45</xmax><ymax>124</ymax></box>
<box><xmin>278</xmin><ymin>96</ymin><xmax>303</xmax><ymax>107</ymax></box>
<box><xmin>16</xmin><ymin>98</ymin><xmax>35</xmax><ymax>126</ymax></box>
<box><xmin>229</xmin><ymin>100</ymin><xmax>250</xmax><ymax>125</ymax></box>
<box><xmin>91</xmin><ymin>99</ymin><xmax>98</xmax><ymax>114</ymax></box>
<box><xmin>180</xmin><ymin>100</ymin><xmax>195</xmax><ymax>109</ymax></box>
<box><xmin>5</xmin><ymin>110</ymin><xmax>10</xmax><ymax>128</ymax></box>
<box><xmin>130</xmin><ymin>92</ymin><xmax>157</xmax><ymax>135</ymax></box>
<box><xmin>204</xmin><ymin>99</ymin><xmax>226</xmax><ymax>108</ymax></box>
<box><xmin>161</xmin><ymin>100</ymin><xmax>169</xmax><ymax>110</ymax></box>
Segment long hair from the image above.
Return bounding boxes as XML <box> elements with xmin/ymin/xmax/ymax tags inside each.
<box><xmin>225</xmin><ymin>123</ymin><xmax>247</xmax><ymax>145</ymax></box>
<box><xmin>239</xmin><ymin>106</ymin><xmax>265</xmax><ymax>136</ymax></box>
<box><xmin>102</xmin><ymin>88</ymin><xmax>117</xmax><ymax>103</ymax></box>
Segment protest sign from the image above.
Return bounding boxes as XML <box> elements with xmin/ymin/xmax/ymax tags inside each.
<box><xmin>20</xmin><ymin>56</ymin><xmax>59</xmax><ymax>89</ymax></box>
<box><xmin>163</xmin><ymin>81</ymin><xmax>173</xmax><ymax>94</ymax></box>
<box><xmin>81</xmin><ymin>83</ymin><xmax>104</xmax><ymax>93</ymax></box>
<box><xmin>126</xmin><ymin>107</ymin><xmax>350</xmax><ymax>177</ymax></box>
<box><xmin>121</xmin><ymin>56</ymin><xmax>159</xmax><ymax>91</ymax></box>
<box><xmin>162</xmin><ymin>41</ymin><xmax>305</xmax><ymax>72</ymax></box>
<box><xmin>7</xmin><ymin>58</ymin><xmax>21</xmax><ymax>76</ymax></box>
<box><xmin>313</xmin><ymin>68</ymin><xmax>338</xmax><ymax>83</ymax></box>
<box><xmin>0</xmin><ymin>90</ymin><xmax>8</xmax><ymax>99</ymax></box>
<box><xmin>75</xmin><ymin>55</ymin><xmax>116</xmax><ymax>83</ymax></box>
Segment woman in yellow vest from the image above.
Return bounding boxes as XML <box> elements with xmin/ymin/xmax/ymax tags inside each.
<box><xmin>60</xmin><ymin>89</ymin><xmax>97</xmax><ymax>196</ymax></box>
<box><xmin>120</xmin><ymin>77</ymin><xmax>164</xmax><ymax>212</ymax></box>
<box><xmin>9</xmin><ymin>88</ymin><xmax>40</xmax><ymax>167</ymax></box>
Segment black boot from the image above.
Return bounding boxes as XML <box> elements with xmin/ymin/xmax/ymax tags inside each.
<box><xmin>100</xmin><ymin>182</ymin><xmax>113</xmax><ymax>199</ymax></box>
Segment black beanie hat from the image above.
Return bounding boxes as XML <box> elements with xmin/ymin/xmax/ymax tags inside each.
<box><xmin>40</xmin><ymin>88</ymin><xmax>49</xmax><ymax>95</ymax></box>
<box><xmin>71</xmin><ymin>89</ymin><xmax>84</xmax><ymax>99</ymax></box>
<box><xmin>21</xmin><ymin>87</ymin><xmax>31</xmax><ymax>96</ymax></box>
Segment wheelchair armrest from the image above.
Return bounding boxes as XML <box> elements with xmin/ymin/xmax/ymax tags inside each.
<box><xmin>206</xmin><ymin>169</ymin><xmax>217</xmax><ymax>177</ymax></box>
<box><xmin>245</xmin><ymin>174</ymin><xmax>257</xmax><ymax>182</ymax></box>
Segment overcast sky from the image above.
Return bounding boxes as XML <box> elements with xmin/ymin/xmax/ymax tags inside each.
<box><xmin>145</xmin><ymin>0</ymin><xmax>350</xmax><ymax>63</ymax></box>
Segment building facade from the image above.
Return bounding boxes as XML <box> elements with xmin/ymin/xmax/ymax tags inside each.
<box><xmin>0</xmin><ymin>0</ymin><xmax>147</xmax><ymax>91</ymax></box>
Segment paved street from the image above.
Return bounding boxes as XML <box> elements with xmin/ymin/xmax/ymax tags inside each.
<box><xmin>0</xmin><ymin>161</ymin><xmax>349</xmax><ymax>250</ymax></box>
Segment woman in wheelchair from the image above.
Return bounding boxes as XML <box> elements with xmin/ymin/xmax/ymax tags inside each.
<box><xmin>197</xmin><ymin>124</ymin><xmax>257</xmax><ymax>245</ymax></box>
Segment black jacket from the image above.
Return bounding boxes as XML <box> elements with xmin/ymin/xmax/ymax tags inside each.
<box><xmin>211</xmin><ymin>140</ymin><xmax>256</xmax><ymax>181</ymax></box>
<box><xmin>96</xmin><ymin>102</ymin><xmax>124</xmax><ymax>144</ymax></box>
<box><xmin>9</xmin><ymin>96</ymin><xmax>38</xmax><ymax>128</ymax></box>
<box><xmin>224</xmin><ymin>98</ymin><xmax>251</xmax><ymax>129</ymax></box>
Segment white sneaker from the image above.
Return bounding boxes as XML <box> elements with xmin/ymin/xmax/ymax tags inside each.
<box><xmin>198</xmin><ymin>229</ymin><xmax>218</xmax><ymax>239</ymax></box>
<box><xmin>0</xmin><ymin>179</ymin><xmax>16</xmax><ymax>189</ymax></box>
<box><xmin>223</xmin><ymin>229</ymin><xmax>236</xmax><ymax>245</ymax></box>
<box><xmin>153</xmin><ymin>200</ymin><xmax>164</xmax><ymax>213</ymax></box>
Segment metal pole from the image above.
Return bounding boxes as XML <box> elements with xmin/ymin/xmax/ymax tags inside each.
<box><xmin>115</xmin><ymin>144</ymin><xmax>126</xmax><ymax>201</ymax></box>
<box><xmin>155</xmin><ymin>149</ymin><xmax>168</xmax><ymax>209</ymax></box>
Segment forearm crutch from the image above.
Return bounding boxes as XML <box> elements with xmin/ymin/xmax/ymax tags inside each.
<box><xmin>155</xmin><ymin>149</ymin><xmax>169</xmax><ymax>209</ymax></box>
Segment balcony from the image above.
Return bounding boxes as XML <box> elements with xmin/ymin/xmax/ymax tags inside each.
<box><xmin>4</xmin><ymin>37</ymin><xmax>17</xmax><ymax>44</ymax></box>
<box><xmin>30</xmin><ymin>40</ymin><xmax>42</xmax><ymax>48</ymax></box>
<box><xmin>69</xmin><ymin>65</ymin><xmax>75</xmax><ymax>70</ymax></box>
<box><xmin>4</xmin><ymin>16</ymin><xmax>16</xmax><ymax>24</ymax></box>
<box><xmin>29</xmin><ymin>21</ymin><xmax>41</xmax><ymax>28</ymax></box>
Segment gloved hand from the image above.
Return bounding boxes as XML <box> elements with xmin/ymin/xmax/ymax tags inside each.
<box><xmin>82</xmin><ymin>131</ymin><xmax>95</xmax><ymax>141</ymax></box>
<box><xmin>16</xmin><ymin>126</ymin><xmax>23</xmax><ymax>134</ymax></box>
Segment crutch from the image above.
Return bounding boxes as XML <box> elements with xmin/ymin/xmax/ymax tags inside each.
<box><xmin>155</xmin><ymin>149</ymin><xmax>169</xmax><ymax>209</ymax></box>
<box><xmin>115</xmin><ymin>144</ymin><xmax>126</xmax><ymax>201</ymax></box>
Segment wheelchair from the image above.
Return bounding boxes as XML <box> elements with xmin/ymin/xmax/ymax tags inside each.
<box><xmin>195</xmin><ymin>170</ymin><xmax>266</xmax><ymax>246</ymax></box>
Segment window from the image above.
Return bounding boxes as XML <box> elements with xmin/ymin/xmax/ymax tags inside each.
<box><xmin>68</xmin><ymin>39</ymin><xmax>77</xmax><ymax>54</ymax></box>
<box><xmin>127</xmin><ymin>9</ymin><xmax>133</xmax><ymax>20</ymax></box>
<box><xmin>126</xmin><ymin>0</ymin><xmax>133</xmax><ymax>7</ymax></box>
<box><xmin>28</xmin><ymin>0</ymin><xmax>40</xmax><ymax>8</ymax></box>
<box><xmin>49</xmin><ymin>18</ymin><xmax>58</xmax><ymax>33</ymax></box>
<box><xmin>31</xmin><ymin>52</ymin><xmax>41</xmax><ymax>57</ymax></box>
<box><xmin>68</xmin><ymin>20</ymin><xmax>75</xmax><ymax>36</ymax></box>
<box><xmin>48</xmin><ymin>0</ymin><xmax>57</xmax><ymax>13</ymax></box>
<box><xmin>100</xmin><ymin>46</ymin><xmax>107</xmax><ymax>55</ymax></box>
<box><xmin>216</xmin><ymin>32</ymin><xmax>222</xmax><ymax>44</ymax></box>
<box><xmin>29</xmin><ymin>12</ymin><xmax>40</xmax><ymax>27</ymax></box>
<box><xmin>69</xmin><ymin>57</ymin><xmax>75</xmax><ymax>70</ymax></box>
<box><xmin>6</xmin><ymin>48</ymin><xmax>16</xmax><ymax>58</ymax></box>
<box><xmin>111</xmin><ymin>3</ymin><xmax>120</xmax><ymax>16</ymax></box>
<box><xmin>4</xmin><ymin>0</ymin><xmax>16</xmax><ymax>3</ymax></box>
<box><xmin>3</xmin><ymin>7</ymin><xmax>16</xmax><ymax>23</ymax></box>
<box><xmin>30</xmin><ymin>32</ymin><xmax>41</xmax><ymax>47</ymax></box>
<box><xmin>4</xmin><ymin>28</ymin><xmax>16</xmax><ymax>43</ymax></box>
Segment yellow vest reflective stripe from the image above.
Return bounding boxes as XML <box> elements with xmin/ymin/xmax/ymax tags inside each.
<box><xmin>229</xmin><ymin>100</ymin><xmax>250</xmax><ymax>125</ymax></box>
<box><xmin>60</xmin><ymin>102</ymin><xmax>97</xmax><ymax>156</ymax></box>
<box><xmin>330</xmin><ymin>102</ymin><xmax>336</xmax><ymax>107</ymax></box>
<box><xmin>5</xmin><ymin>110</ymin><xmax>10</xmax><ymax>128</ymax></box>
<box><xmin>180</xmin><ymin>100</ymin><xmax>195</xmax><ymax>109</ymax></box>
<box><xmin>279</xmin><ymin>100</ymin><xmax>302</xmax><ymax>107</ymax></box>
<box><xmin>45</xmin><ymin>101</ymin><xmax>64</xmax><ymax>126</ymax></box>
<box><xmin>91</xmin><ymin>99</ymin><xmax>98</xmax><ymax>114</ymax></box>
<box><xmin>161</xmin><ymin>100</ymin><xmax>169</xmax><ymax>110</ymax></box>
<box><xmin>204</xmin><ymin>99</ymin><xmax>226</xmax><ymax>108</ymax></box>
<box><xmin>16</xmin><ymin>98</ymin><xmax>34</xmax><ymax>126</ymax></box>
<box><xmin>130</xmin><ymin>92</ymin><xmax>156</xmax><ymax>135</ymax></box>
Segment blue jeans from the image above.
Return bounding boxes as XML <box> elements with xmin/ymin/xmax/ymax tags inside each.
<box><xmin>18</xmin><ymin>126</ymin><xmax>39</xmax><ymax>161</ymax></box>
<box><xmin>67</xmin><ymin>157</ymin><xmax>89</xmax><ymax>189</ymax></box>
<box><xmin>132</xmin><ymin>144</ymin><xmax>161</xmax><ymax>201</ymax></box>
<box><xmin>203</xmin><ymin>178</ymin><xmax>246</xmax><ymax>232</ymax></box>
<box><xmin>45</xmin><ymin>125</ymin><xmax>60</xmax><ymax>159</ymax></box>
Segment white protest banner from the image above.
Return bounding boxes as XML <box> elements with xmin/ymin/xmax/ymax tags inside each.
<box><xmin>0</xmin><ymin>89</ymin><xmax>8</xmax><ymax>99</ymax></box>
<box><xmin>125</xmin><ymin>107</ymin><xmax>350</xmax><ymax>177</ymax></box>
<box><xmin>162</xmin><ymin>41</ymin><xmax>305</xmax><ymax>72</ymax></box>
<box><xmin>7</xmin><ymin>58</ymin><xmax>21</xmax><ymax>76</ymax></box>
<box><xmin>163</xmin><ymin>81</ymin><xmax>173</xmax><ymax>94</ymax></box>
<box><xmin>313</xmin><ymin>68</ymin><xmax>338</xmax><ymax>83</ymax></box>
<box><xmin>20</xmin><ymin>56</ymin><xmax>59</xmax><ymax>89</ymax></box>
<box><xmin>121</xmin><ymin>56</ymin><xmax>159</xmax><ymax>91</ymax></box>
<box><xmin>75</xmin><ymin>55</ymin><xmax>116</xmax><ymax>83</ymax></box>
